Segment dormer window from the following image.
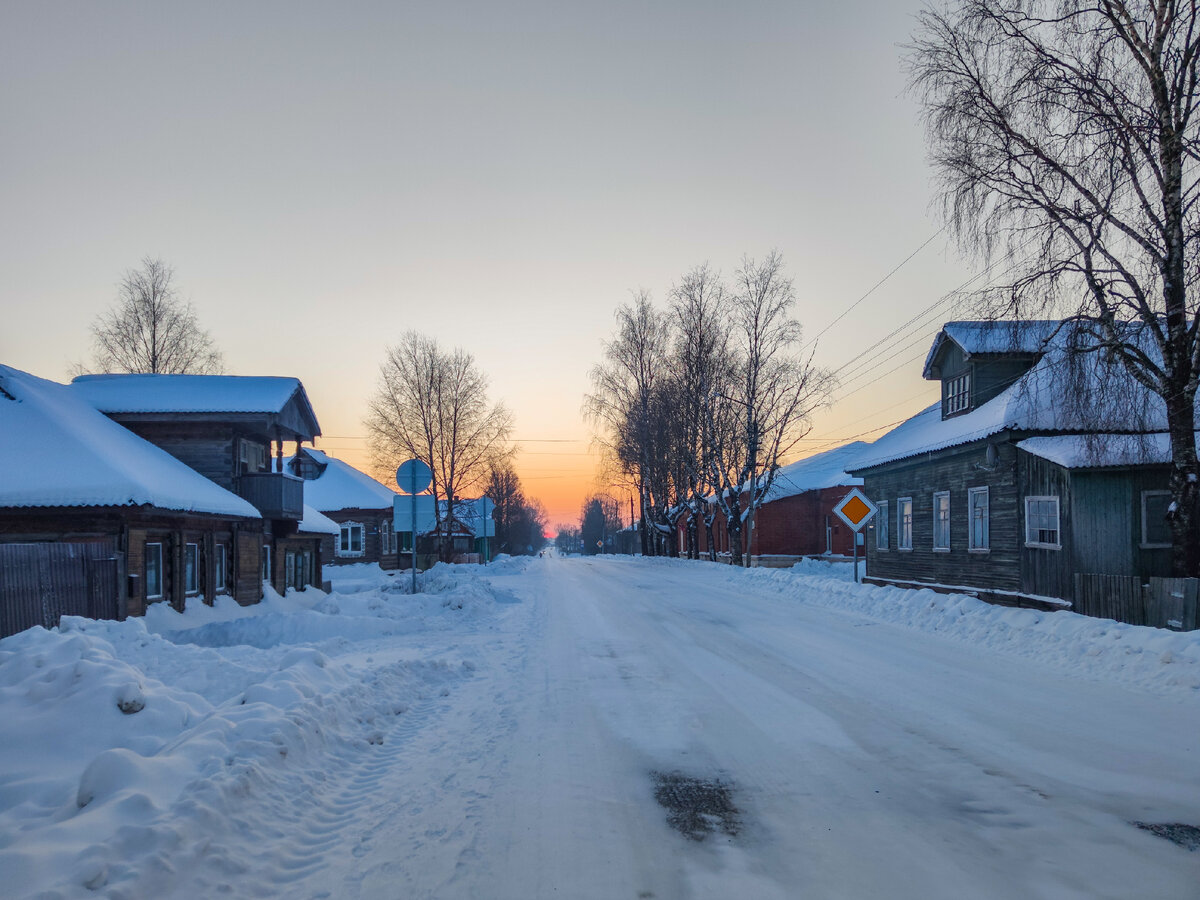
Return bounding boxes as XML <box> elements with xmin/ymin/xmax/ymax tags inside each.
<box><xmin>945</xmin><ymin>373</ymin><xmax>971</xmax><ymax>415</ymax></box>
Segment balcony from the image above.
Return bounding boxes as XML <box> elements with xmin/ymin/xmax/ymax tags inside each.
<box><xmin>238</xmin><ymin>472</ymin><xmax>303</xmax><ymax>520</ymax></box>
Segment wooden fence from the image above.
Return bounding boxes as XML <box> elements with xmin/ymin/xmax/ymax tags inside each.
<box><xmin>1073</xmin><ymin>574</ymin><xmax>1199</xmax><ymax>631</ymax></box>
<box><xmin>0</xmin><ymin>542</ymin><xmax>122</xmax><ymax>638</ymax></box>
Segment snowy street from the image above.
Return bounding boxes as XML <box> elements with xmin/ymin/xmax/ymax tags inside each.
<box><xmin>2</xmin><ymin>556</ymin><xmax>1198</xmax><ymax>899</ymax></box>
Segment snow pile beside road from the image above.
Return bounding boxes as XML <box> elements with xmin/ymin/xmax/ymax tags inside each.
<box><xmin>657</xmin><ymin>558</ymin><xmax>1200</xmax><ymax>695</ymax></box>
<box><xmin>0</xmin><ymin>564</ymin><xmax>510</xmax><ymax>898</ymax></box>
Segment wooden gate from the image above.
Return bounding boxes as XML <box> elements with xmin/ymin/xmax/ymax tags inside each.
<box><xmin>1072</xmin><ymin>573</ymin><xmax>1199</xmax><ymax>631</ymax></box>
<box><xmin>0</xmin><ymin>542</ymin><xmax>122</xmax><ymax>638</ymax></box>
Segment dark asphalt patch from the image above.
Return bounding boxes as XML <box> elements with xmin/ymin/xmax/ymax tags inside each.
<box><xmin>651</xmin><ymin>771</ymin><xmax>740</xmax><ymax>842</ymax></box>
<box><xmin>1134</xmin><ymin>821</ymin><xmax>1200</xmax><ymax>851</ymax></box>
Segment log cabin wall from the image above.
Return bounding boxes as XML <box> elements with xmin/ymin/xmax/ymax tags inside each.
<box><xmin>862</xmin><ymin>440</ymin><xmax>1023</xmax><ymax>594</ymax></box>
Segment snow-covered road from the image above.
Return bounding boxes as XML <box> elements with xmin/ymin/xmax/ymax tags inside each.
<box><xmin>3</xmin><ymin>556</ymin><xmax>1198</xmax><ymax>899</ymax></box>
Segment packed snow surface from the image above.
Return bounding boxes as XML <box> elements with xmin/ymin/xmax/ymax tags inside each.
<box><xmin>1</xmin><ymin>556</ymin><xmax>1197</xmax><ymax>899</ymax></box>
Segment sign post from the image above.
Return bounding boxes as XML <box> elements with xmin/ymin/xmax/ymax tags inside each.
<box><xmin>396</xmin><ymin>459</ymin><xmax>433</xmax><ymax>594</ymax></box>
<box><xmin>832</xmin><ymin>487</ymin><xmax>878</xmax><ymax>584</ymax></box>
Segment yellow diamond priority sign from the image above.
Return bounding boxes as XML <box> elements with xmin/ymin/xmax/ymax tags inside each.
<box><xmin>833</xmin><ymin>487</ymin><xmax>878</xmax><ymax>532</ymax></box>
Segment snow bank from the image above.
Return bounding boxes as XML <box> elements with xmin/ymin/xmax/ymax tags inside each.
<box><xmin>0</xmin><ymin>564</ymin><xmax>514</xmax><ymax>898</ymax></box>
<box><xmin>652</xmin><ymin>558</ymin><xmax>1200</xmax><ymax>696</ymax></box>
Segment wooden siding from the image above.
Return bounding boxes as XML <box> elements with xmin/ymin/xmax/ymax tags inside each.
<box><xmin>323</xmin><ymin>508</ymin><xmax>403</xmax><ymax>570</ymax></box>
<box><xmin>0</xmin><ymin>508</ymin><xmax>264</xmax><ymax>626</ymax></box>
<box><xmin>1070</xmin><ymin>468</ymin><xmax>1173</xmax><ymax>580</ymax></box>
<box><xmin>1016</xmin><ymin>451</ymin><xmax>1074</xmax><ymax>599</ymax></box>
<box><xmin>863</xmin><ymin>441</ymin><xmax>1023</xmax><ymax>593</ymax></box>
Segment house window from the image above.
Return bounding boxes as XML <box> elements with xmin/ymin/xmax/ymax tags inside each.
<box><xmin>286</xmin><ymin>549</ymin><xmax>313</xmax><ymax>590</ymax></box>
<box><xmin>898</xmin><ymin>497</ymin><xmax>913</xmax><ymax>550</ymax></box>
<box><xmin>945</xmin><ymin>373</ymin><xmax>971</xmax><ymax>415</ymax></box>
<box><xmin>932</xmin><ymin>492</ymin><xmax>950</xmax><ymax>550</ymax></box>
<box><xmin>145</xmin><ymin>542</ymin><xmax>163</xmax><ymax>600</ymax></box>
<box><xmin>968</xmin><ymin>487</ymin><xmax>990</xmax><ymax>551</ymax></box>
<box><xmin>1141</xmin><ymin>490</ymin><xmax>1172</xmax><ymax>548</ymax></box>
<box><xmin>262</xmin><ymin>544</ymin><xmax>271</xmax><ymax>582</ymax></box>
<box><xmin>876</xmin><ymin>500</ymin><xmax>889</xmax><ymax>550</ymax></box>
<box><xmin>239</xmin><ymin>439</ymin><xmax>267</xmax><ymax>474</ymax></box>
<box><xmin>380</xmin><ymin>520</ymin><xmax>396</xmax><ymax>556</ymax></box>
<box><xmin>1025</xmin><ymin>496</ymin><xmax>1061</xmax><ymax>548</ymax></box>
<box><xmin>184</xmin><ymin>543</ymin><xmax>199</xmax><ymax>594</ymax></box>
<box><xmin>215</xmin><ymin>544</ymin><xmax>228</xmax><ymax>592</ymax></box>
<box><xmin>338</xmin><ymin>522</ymin><xmax>365</xmax><ymax>557</ymax></box>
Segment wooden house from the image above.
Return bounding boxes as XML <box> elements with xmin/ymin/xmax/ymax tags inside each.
<box><xmin>850</xmin><ymin>321</ymin><xmax>1182</xmax><ymax>610</ymax></box>
<box><xmin>284</xmin><ymin>448</ymin><xmax>400</xmax><ymax>570</ymax></box>
<box><xmin>692</xmin><ymin>442</ymin><xmax>871</xmax><ymax>566</ymax></box>
<box><xmin>0</xmin><ymin>365</ymin><xmax>264</xmax><ymax>637</ymax></box>
<box><xmin>70</xmin><ymin>373</ymin><xmax>326</xmax><ymax>597</ymax></box>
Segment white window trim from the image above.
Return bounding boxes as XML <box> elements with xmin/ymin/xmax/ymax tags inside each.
<box><xmin>1024</xmin><ymin>495</ymin><xmax>1062</xmax><ymax>550</ymax></box>
<box><xmin>967</xmin><ymin>486</ymin><xmax>990</xmax><ymax>553</ymax></box>
<box><xmin>145</xmin><ymin>542</ymin><xmax>164</xmax><ymax>600</ymax></box>
<box><xmin>338</xmin><ymin>521</ymin><xmax>366</xmax><ymax>558</ymax></box>
<box><xmin>215</xmin><ymin>544</ymin><xmax>228</xmax><ymax>593</ymax></box>
<box><xmin>897</xmin><ymin>497</ymin><xmax>913</xmax><ymax>551</ymax></box>
<box><xmin>932</xmin><ymin>491</ymin><xmax>951</xmax><ymax>552</ymax></box>
<box><xmin>262</xmin><ymin>544</ymin><xmax>272</xmax><ymax>583</ymax></box>
<box><xmin>876</xmin><ymin>500</ymin><xmax>889</xmax><ymax>551</ymax></box>
<box><xmin>184</xmin><ymin>542</ymin><xmax>200</xmax><ymax>594</ymax></box>
<box><xmin>945</xmin><ymin>372</ymin><xmax>971</xmax><ymax>415</ymax></box>
<box><xmin>1140</xmin><ymin>490</ymin><xmax>1173</xmax><ymax>549</ymax></box>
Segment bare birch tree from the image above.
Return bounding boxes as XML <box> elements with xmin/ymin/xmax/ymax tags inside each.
<box><xmin>84</xmin><ymin>257</ymin><xmax>223</xmax><ymax>374</ymax></box>
<box><xmin>584</xmin><ymin>292</ymin><xmax>672</xmax><ymax>555</ymax></box>
<box><xmin>366</xmin><ymin>331</ymin><xmax>513</xmax><ymax>560</ymax></box>
<box><xmin>669</xmin><ymin>263</ymin><xmax>733</xmax><ymax>560</ymax></box>
<box><xmin>910</xmin><ymin>0</ymin><xmax>1200</xmax><ymax>575</ymax></box>
<box><xmin>709</xmin><ymin>252</ymin><xmax>833</xmax><ymax>566</ymax></box>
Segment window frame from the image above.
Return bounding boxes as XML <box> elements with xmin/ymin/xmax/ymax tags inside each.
<box><xmin>945</xmin><ymin>372</ymin><xmax>971</xmax><ymax>415</ymax></box>
<box><xmin>145</xmin><ymin>542</ymin><xmax>164</xmax><ymax>601</ymax></box>
<box><xmin>262</xmin><ymin>544</ymin><xmax>271</xmax><ymax>583</ymax></box>
<box><xmin>932</xmin><ymin>491</ymin><xmax>951</xmax><ymax>551</ymax></box>
<box><xmin>338</xmin><ymin>521</ymin><xmax>366</xmax><ymax>558</ymax></box>
<box><xmin>215</xmin><ymin>544</ymin><xmax>228</xmax><ymax>593</ymax></box>
<box><xmin>1024</xmin><ymin>495</ymin><xmax>1061</xmax><ymax>549</ymax></box>
<box><xmin>1140</xmin><ymin>490</ymin><xmax>1173</xmax><ymax>549</ymax></box>
<box><xmin>184</xmin><ymin>542</ymin><xmax>200</xmax><ymax>595</ymax></box>
<box><xmin>876</xmin><ymin>500</ymin><xmax>889</xmax><ymax>550</ymax></box>
<box><xmin>897</xmin><ymin>497</ymin><xmax>913</xmax><ymax>551</ymax></box>
<box><xmin>968</xmin><ymin>486</ymin><xmax>990</xmax><ymax>552</ymax></box>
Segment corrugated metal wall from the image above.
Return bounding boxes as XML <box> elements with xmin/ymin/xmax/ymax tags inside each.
<box><xmin>0</xmin><ymin>541</ymin><xmax>121</xmax><ymax>638</ymax></box>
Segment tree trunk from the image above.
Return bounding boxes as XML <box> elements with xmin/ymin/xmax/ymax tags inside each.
<box><xmin>1165</xmin><ymin>378</ymin><xmax>1200</xmax><ymax>576</ymax></box>
<box><xmin>704</xmin><ymin>512</ymin><xmax>717</xmax><ymax>562</ymax></box>
<box><xmin>727</xmin><ymin>505</ymin><xmax>743</xmax><ymax>567</ymax></box>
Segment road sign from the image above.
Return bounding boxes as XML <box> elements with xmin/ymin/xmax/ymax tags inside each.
<box><xmin>833</xmin><ymin>487</ymin><xmax>877</xmax><ymax>532</ymax></box>
<box><xmin>396</xmin><ymin>459</ymin><xmax>433</xmax><ymax>495</ymax></box>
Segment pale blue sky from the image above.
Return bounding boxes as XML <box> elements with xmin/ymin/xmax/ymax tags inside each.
<box><xmin>1</xmin><ymin>1</ymin><xmax>977</xmax><ymax>526</ymax></box>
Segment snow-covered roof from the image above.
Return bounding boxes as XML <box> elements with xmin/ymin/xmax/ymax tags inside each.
<box><xmin>71</xmin><ymin>374</ymin><xmax>307</xmax><ymax>413</ymax></box>
<box><xmin>285</xmin><ymin>449</ymin><xmax>396</xmax><ymax>512</ymax></box>
<box><xmin>297</xmin><ymin>504</ymin><xmax>341</xmax><ymax>535</ymax></box>
<box><xmin>855</xmin><ymin>336</ymin><xmax>1172</xmax><ymax>471</ymax></box>
<box><xmin>0</xmin><ymin>365</ymin><xmax>261</xmax><ymax>517</ymax></box>
<box><xmin>1016</xmin><ymin>433</ymin><xmax>1181</xmax><ymax>469</ymax></box>
<box><xmin>761</xmin><ymin>441</ymin><xmax>869</xmax><ymax>502</ymax></box>
<box><xmin>922</xmin><ymin>320</ymin><xmax>1060</xmax><ymax>378</ymax></box>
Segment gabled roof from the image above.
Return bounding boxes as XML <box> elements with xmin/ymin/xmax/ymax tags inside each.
<box><xmin>922</xmin><ymin>320</ymin><xmax>1060</xmax><ymax>378</ymax></box>
<box><xmin>761</xmin><ymin>441</ymin><xmax>869</xmax><ymax>502</ymax></box>
<box><xmin>284</xmin><ymin>449</ymin><xmax>397</xmax><ymax>512</ymax></box>
<box><xmin>855</xmin><ymin>327</ymin><xmax>1173</xmax><ymax>471</ymax></box>
<box><xmin>70</xmin><ymin>373</ymin><xmax>321</xmax><ymax>440</ymax></box>
<box><xmin>297</xmin><ymin>504</ymin><xmax>341</xmax><ymax>536</ymax></box>
<box><xmin>0</xmin><ymin>365</ymin><xmax>260</xmax><ymax>517</ymax></box>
